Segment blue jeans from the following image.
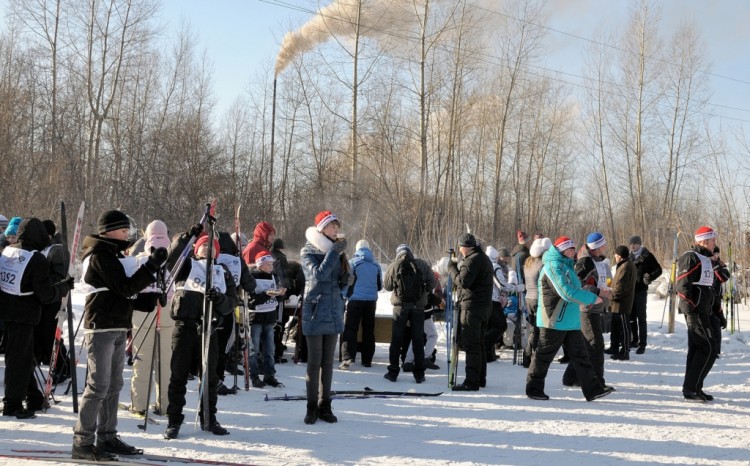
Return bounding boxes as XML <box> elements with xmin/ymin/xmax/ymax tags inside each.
<box><xmin>250</xmin><ymin>323</ymin><xmax>275</xmax><ymax>377</ymax></box>
<box><xmin>73</xmin><ymin>331</ymin><xmax>127</xmax><ymax>446</ymax></box>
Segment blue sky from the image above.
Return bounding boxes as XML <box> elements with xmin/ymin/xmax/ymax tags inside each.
<box><xmin>155</xmin><ymin>0</ymin><xmax>750</xmax><ymax>126</ymax></box>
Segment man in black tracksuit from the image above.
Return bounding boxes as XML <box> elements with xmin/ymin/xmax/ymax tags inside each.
<box><xmin>0</xmin><ymin>218</ymin><xmax>72</xmax><ymax>419</ymax></box>
<box><xmin>164</xmin><ymin>231</ymin><xmax>237</xmax><ymax>439</ymax></box>
<box><xmin>676</xmin><ymin>226</ymin><xmax>719</xmax><ymax>402</ymax></box>
<box><xmin>628</xmin><ymin>235</ymin><xmax>662</xmax><ymax>354</ymax></box>
<box><xmin>447</xmin><ymin>233</ymin><xmax>493</xmax><ymax>391</ymax></box>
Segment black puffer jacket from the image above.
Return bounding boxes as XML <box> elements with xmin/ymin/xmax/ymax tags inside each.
<box><xmin>384</xmin><ymin>254</ymin><xmax>436</xmax><ymax>310</ymax></box>
<box><xmin>447</xmin><ymin>246</ymin><xmax>493</xmax><ymax>315</ymax></box>
<box><xmin>631</xmin><ymin>247</ymin><xmax>662</xmax><ymax>293</ymax></box>
<box><xmin>80</xmin><ymin>234</ymin><xmax>155</xmax><ymax>330</ymax></box>
<box><xmin>0</xmin><ymin>218</ymin><xmax>67</xmax><ymax>325</ymax></box>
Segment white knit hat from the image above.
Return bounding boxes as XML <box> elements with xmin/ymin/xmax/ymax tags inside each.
<box><xmin>485</xmin><ymin>245</ymin><xmax>499</xmax><ymax>261</ymax></box>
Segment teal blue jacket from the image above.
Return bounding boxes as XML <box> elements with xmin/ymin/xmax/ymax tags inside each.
<box><xmin>537</xmin><ymin>246</ymin><xmax>598</xmax><ymax>330</ymax></box>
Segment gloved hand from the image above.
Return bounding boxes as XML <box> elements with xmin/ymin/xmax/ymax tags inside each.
<box><xmin>158</xmin><ymin>293</ymin><xmax>168</xmax><ymax>308</ymax></box>
<box><xmin>719</xmin><ymin>312</ymin><xmax>728</xmax><ymax>329</ymax></box>
<box><xmin>188</xmin><ymin>223</ymin><xmax>204</xmax><ymax>238</ymax></box>
<box><xmin>332</xmin><ymin>238</ymin><xmax>347</xmax><ymax>254</ymax></box>
<box><xmin>643</xmin><ymin>273</ymin><xmax>651</xmax><ymax>285</ymax></box>
<box><xmin>145</xmin><ymin>247</ymin><xmax>168</xmax><ymax>274</ymax></box>
<box><xmin>205</xmin><ymin>287</ymin><xmax>221</xmax><ymax>302</ymax></box>
<box><xmin>59</xmin><ymin>275</ymin><xmax>75</xmax><ymax>293</ymax></box>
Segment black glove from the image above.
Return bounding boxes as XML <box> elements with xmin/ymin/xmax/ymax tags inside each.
<box><xmin>145</xmin><ymin>247</ymin><xmax>168</xmax><ymax>274</ymax></box>
<box><xmin>188</xmin><ymin>223</ymin><xmax>204</xmax><ymax>238</ymax></box>
<box><xmin>643</xmin><ymin>273</ymin><xmax>651</xmax><ymax>285</ymax></box>
<box><xmin>158</xmin><ymin>293</ymin><xmax>168</xmax><ymax>308</ymax></box>
<box><xmin>332</xmin><ymin>238</ymin><xmax>347</xmax><ymax>254</ymax></box>
<box><xmin>719</xmin><ymin>313</ymin><xmax>728</xmax><ymax>329</ymax></box>
<box><xmin>205</xmin><ymin>287</ymin><xmax>221</xmax><ymax>302</ymax></box>
<box><xmin>59</xmin><ymin>275</ymin><xmax>75</xmax><ymax>293</ymax></box>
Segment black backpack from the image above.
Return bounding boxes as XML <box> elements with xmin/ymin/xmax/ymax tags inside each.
<box><xmin>395</xmin><ymin>255</ymin><xmax>424</xmax><ymax>305</ymax></box>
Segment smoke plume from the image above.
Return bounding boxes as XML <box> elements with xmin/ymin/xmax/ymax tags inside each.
<box><xmin>275</xmin><ymin>0</ymin><xmax>417</xmax><ymax>76</ymax></box>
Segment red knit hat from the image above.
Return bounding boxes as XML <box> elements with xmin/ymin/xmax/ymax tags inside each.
<box><xmin>694</xmin><ymin>226</ymin><xmax>717</xmax><ymax>242</ymax></box>
<box><xmin>517</xmin><ymin>229</ymin><xmax>530</xmax><ymax>244</ymax></box>
<box><xmin>315</xmin><ymin>210</ymin><xmax>338</xmax><ymax>232</ymax></box>
<box><xmin>194</xmin><ymin>234</ymin><xmax>220</xmax><ymax>259</ymax></box>
<box><xmin>255</xmin><ymin>251</ymin><xmax>274</xmax><ymax>267</ymax></box>
<box><xmin>554</xmin><ymin>236</ymin><xmax>575</xmax><ymax>252</ymax></box>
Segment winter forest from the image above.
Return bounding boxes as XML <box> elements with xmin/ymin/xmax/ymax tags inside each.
<box><xmin>1</xmin><ymin>0</ymin><xmax>749</xmax><ymax>266</ymax></box>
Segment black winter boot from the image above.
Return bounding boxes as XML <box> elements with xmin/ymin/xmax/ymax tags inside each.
<box><xmin>304</xmin><ymin>402</ymin><xmax>317</xmax><ymax>425</ymax></box>
<box><xmin>317</xmin><ymin>399</ymin><xmax>338</xmax><ymax>423</ymax></box>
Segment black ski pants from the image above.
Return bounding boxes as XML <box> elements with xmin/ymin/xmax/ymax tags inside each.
<box><xmin>388</xmin><ymin>305</ymin><xmax>425</xmax><ymax>378</ymax></box>
<box><xmin>167</xmin><ymin>321</ymin><xmax>219</xmax><ymax>426</ymax></box>
<box><xmin>630</xmin><ymin>290</ymin><xmax>648</xmax><ymax>348</ymax></box>
<box><xmin>683</xmin><ymin>313</ymin><xmax>716</xmax><ymax>395</ymax></box>
<box><xmin>459</xmin><ymin>303</ymin><xmax>488</xmax><ymax>387</ymax></box>
<box><xmin>2</xmin><ymin>322</ymin><xmax>44</xmax><ymax>413</ymax></box>
<box><xmin>341</xmin><ymin>300</ymin><xmax>376</xmax><ymax>365</ymax></box>
<box><xmin>485</xmin><ymin>301</ymin><xmax>507</xmax><ymax>355</ymax></box>
<box><xmin>609</xmin><ymin>311</ymin><xmax>631</xmax><ymax>357</ymax></box>
<box><xmin>563</xmin><ymin>309</ymin><xmax>605</xmax><ymax>386</ymax></box>
<box><xmin>526</xmin><ymin>327</ymin><xmax>603</xmax><ymax>399</ymax></box>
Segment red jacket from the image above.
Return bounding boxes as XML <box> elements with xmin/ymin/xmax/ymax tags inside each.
<box><xmin>242</xmin><ymin>221</ymin><xmax>275</xmax><ymax>266</ymax></box>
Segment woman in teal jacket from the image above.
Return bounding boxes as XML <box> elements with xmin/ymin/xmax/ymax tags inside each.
<box><xmin>526</xmin><ymin>237</ymin><xmax>614</xmax><ymax>402</ymax></box>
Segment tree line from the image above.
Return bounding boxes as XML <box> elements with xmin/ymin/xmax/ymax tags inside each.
<box><xmin>0</xmin><ymin>0</ymin><xmax>748</xmax><ymax>268</ymax></box>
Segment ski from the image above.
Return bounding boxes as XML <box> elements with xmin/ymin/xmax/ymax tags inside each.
<box><xmin>9</xmin><ymin>449</ymin><xmax>253</xmax><ymax>466</ymax></box>
<box><xmin>234</xmin><ymin>203</ymin><xmax>251</xmax><ymax>391</ymax></box>
<box><xmin>665</xmin><ymin>231</ymin><xmax>679</xmax><ymax>333</ymax></box>
<box><xmin>44</xmin><ymin>200</ymin><xmax>84</xmax><ymax>412</ymax></box>
<box><xmin>447</xmin><ymin>245</ymin><xmax>460</xmax><ymax>388</ymax></box>
<box><xmin>118</xmin><ymin>402</ymin><xmax>159</xmax><ymax>425</ymax></box>
<box><xmin>728</xmin><ymin>241</ymin><xmax>735</xmax><ymax>334</ymax></box>
<box><xmin>265</xmin><ymin>390</ymin><xmax>443</xmax><ymax>401</ymax></box>
<box><xmin>198</xmin><ymin>201</ymin><xmax>217</xmax><ymax>430</ymax></box>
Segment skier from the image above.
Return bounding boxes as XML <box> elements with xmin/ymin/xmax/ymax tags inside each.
<box><xmin>72</xmin><ymin>210</ymin><xmax>167</xmax><ymax>461</ymax></box>
<box><xmin>485</xmin><ymin>246</ymin><xmax>516</xmax><ymax>361</ymax></box>
<box><xmin>0</xmin><ymin>218</ymin><xmax>73</xmax><ymax>419</ymax></box>
<box><xmin>562</xmin><ymin>232</ymin><xmax>612</xmax><ymax>389</ymax></box>
<box><xmin>383</xmin><ymin>244</ymin><xmax>435</xmax><ymax>384</ymax></box>
<box><xmin>446</xmin><ymin>233</ymin><xmax>493</xmax><ymax>391</ymax></box>
<box><xmin>526</xmin><ymin>236</ymin><xmax>614</xmax><ymax>402</ymax></box>
<box><xmin>676</xmin><ymin>226</ymin><xmax>720</xmax><ymax>402</ymax></box>
<box><xmin>300</xmin><ymin>210</ymin><xmax>349</xmax><ymax>424</ymax></box>
<box><xmin>247</xmin><ymin>251</ymin><xmax>286</xmax><ymax>388</ymax></box>
<box><xmin>129</xmin><ymin>220</ymin><xmax>173</xmax><ymax>416</ymax></box>
<box><xmin>163</xmin><ymin>230</ymin><xmax>237</xmax><ymax>439</ymax></box>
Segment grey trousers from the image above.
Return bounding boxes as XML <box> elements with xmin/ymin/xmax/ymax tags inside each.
<box><xmin>73</xmin><ymin>331</ymin><xmax>127</xmax><ymax>446</ymax></box>
<box><xmin>305</xmin><ymin>334</ymin><xmax>337</xmax><ymax>404</ymax></box>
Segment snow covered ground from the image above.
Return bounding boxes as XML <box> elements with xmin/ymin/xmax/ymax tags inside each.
<box><xmin>2</xmin><ymin>291</ymin><xmax>750</xmax><ymax>465</ymax></box>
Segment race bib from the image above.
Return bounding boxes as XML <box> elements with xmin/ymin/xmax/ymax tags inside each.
<box><xmin>693</xmin><ymin>252</ymin><xmax>713</xmax><ymax>287</ymax></box>
<box><xmin>178</xmin><ymin>259</ymin><xmax>227</xmax><ymax>295</ymax></box>
<box><xmin>594</xmin><ymin>261</ymin><xmax>609</xmax><ymax>289</ymax></box>
<box><xmin>80</xmin><ymin>256</ymin><xmax>139</xmax><ymax>297</ymax></box>
<box><xmin>216</xmin><ymin>254</ymin><xmax>242</xmax><ymax>286</ymax></box>
<box><xmin>0</xmin><ymin>247</ymin><xmax>35</xmax><ymax>296</ymax></box>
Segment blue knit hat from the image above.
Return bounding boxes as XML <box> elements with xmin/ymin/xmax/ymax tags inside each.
<box><xmin>586</xmin><ymin>232</ymin><xmax>606</xmax><ymax>250</ymax></box>
<box><xmin>4</xmin><ymin>216</ymin><xmax>22</xmax><ymax>237</ymax></box>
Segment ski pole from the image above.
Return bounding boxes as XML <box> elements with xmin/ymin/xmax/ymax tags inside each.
<box><xmin>138</xmin><ymin>302</ymin><xmax>160</xmax><ymax>431</ymax></box>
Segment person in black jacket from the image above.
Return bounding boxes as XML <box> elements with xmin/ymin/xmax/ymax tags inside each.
<box><xmin>628</xmin><ymin>235</ymin><xmax>662</xmax><ymax>354</ymax></box>
<box><xmin>676</xmin><ymin>226</ymin><xmax>719</xmax><ymax>402</ymax></box>
<box><xmin>72</xmin><ymin>210</ymin><xmax>167</xmax><ymax>461</ymax></box>
<box><xmin>447</xmin><ymin>233</ymin><xmax>493</xmax><ymax>391</ymax></box>
<box><xmin>383</xmin><ymin>244</ymin><xmax>436</xmax><ymax>384</ymax></box>
<box><xmin>0</xmin><ymin>218</ymin><xmax>72</xmax><ymax>419</ymax></box>
<box><xmin>163</xmin><ymin>230</ymin><xmax>237</xmax><ymax>440</ymax></box>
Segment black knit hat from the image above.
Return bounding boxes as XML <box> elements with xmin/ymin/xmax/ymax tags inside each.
<box><xmin>97</xmin><ymin>209</ymin><xmax>130</xmax><ymax>234</ymax></box>
<box><xmin>272</xmin><ymin>238</ymin><xmax>285</xmax><ymax>250</ymax></box>
<box><xmin>42</xmin><ymin>219</ymin><xmax>56</xmax><ymax>237</ymax></box>
<box><xmin>615</xmin><ymin>245</ymin><xmax>630</xmax><ymax>259</ymax></box>
<box><xmin>458</xmin><ymin>233</ymin><xmax>477</xmax><ymax>248</ymax></box>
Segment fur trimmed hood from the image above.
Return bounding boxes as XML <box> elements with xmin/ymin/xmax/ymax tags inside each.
<box><xmin>305</xmin><ymin>226</ymin><xmax>334</xmax><ymax>253</ymax></box>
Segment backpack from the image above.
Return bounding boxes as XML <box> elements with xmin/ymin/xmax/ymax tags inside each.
<box><xmin>395</xmin><ymin>255</ymin><xmax>424</xmax><ymax>305</ymax></box>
